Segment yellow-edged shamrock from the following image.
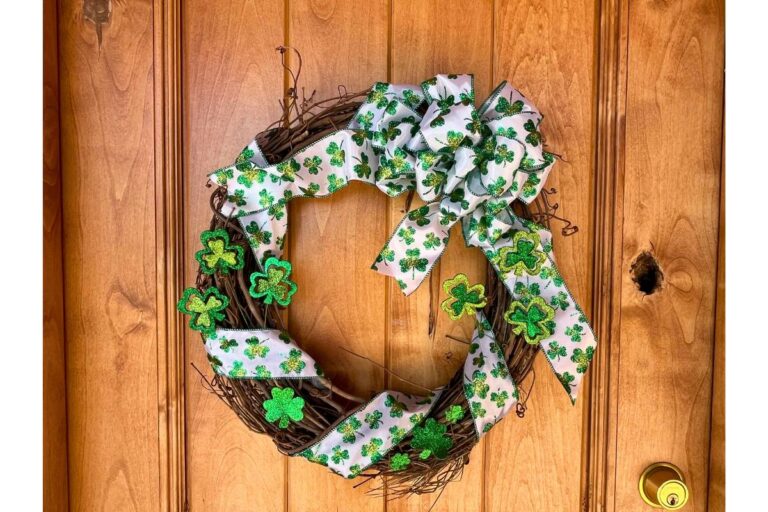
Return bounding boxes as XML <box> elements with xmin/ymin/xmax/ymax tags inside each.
<box><xmin>195</xmin><ymin>229</ymin><xmax>245</xmax><ymax>275</ymax></box>
<box><xmin>248</xmin><ymin>257</ymin><xmax>298</xmax><ymax>306</ymax></box>
<box><xmin>495</xmin><ymin>231</ymin><xmax>547</xmax><ymax>277</ymax></box>
<box><xmin>440</xmin><ymin>273</ymin><xmax>487</xmax><ymax>321</ymax></box>
<box><xmin>503</xmin><ymin>296</ymin><xmax>556</xmax><ymax>345</ymax></box>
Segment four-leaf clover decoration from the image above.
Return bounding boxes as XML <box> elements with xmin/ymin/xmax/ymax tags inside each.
<box><xmin>249</xmin><ymin>257</ymin><xmax>298</xmax><ymax>306</ymax></box>
<box><xmin>503</xmin><ymin>296</ymin><xmax>556</xmax><ymax>345</ymax></box>
<box><xmin>496</xmin><ymin>231</ymin><xmax>547</xmax><ymax>277</ymax></box>
<box><xmin>195</xmin><ymin>229</ymin><xmax>245</xmax><ymax>275</ymax></box>
<box><xmin>440</xmin><ymin>273</ymin><xmax>487</xmax><ymax>321</ymax></box>
<box><xmin>177</xmin><ymin>287</ymin><xmax>229</xmax><ymax>338</ymax></box>
<box><xmin>410</xmin><ymin>418</ymin><xmax>453</xmax><ymax>459</ymax></box>
<box><xmin>263</xmin><ymin>387</ymin><xmax>305</xmax><ymax>429</ymax></box>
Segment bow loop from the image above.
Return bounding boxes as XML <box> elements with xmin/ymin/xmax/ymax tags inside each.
<box><xmin>376</xmin><ymin>74</ymin><xmax>555</xmax><ymax>294</ymax></box>
<box><xmin>209</xmin><ymin>75</ymin><xmax>556</xmax><ymax>295</ymax></box>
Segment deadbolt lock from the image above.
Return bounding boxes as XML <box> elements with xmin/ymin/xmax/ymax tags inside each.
<box><xmin>638</xmin><ymin>462</ymin><xmax>689</xmax><ymax>510</ymax></box>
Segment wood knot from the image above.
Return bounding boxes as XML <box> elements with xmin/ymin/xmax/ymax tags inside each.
<box><xmin>630</xmin><ymin>251</ymin><xmax>664</xmax><ymax>295</ymax></box>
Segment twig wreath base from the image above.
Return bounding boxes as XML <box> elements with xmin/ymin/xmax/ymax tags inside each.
<box><xmin>190</xmin><ymin>48</ymin><xmax>588</xmax><ymax>497</ymax></box>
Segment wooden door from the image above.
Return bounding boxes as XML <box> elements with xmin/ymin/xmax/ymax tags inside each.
<box><xmin>44</xmin><ymin>1</ymin><xmax>724</xmax><ymax>511</ymax></box>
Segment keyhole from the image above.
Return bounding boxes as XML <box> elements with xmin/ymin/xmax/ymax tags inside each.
<box><xmin>667</xmin><ymin>494</ymin><xmax>678</xmax><ymax>506</ymax></box>
<box><xmin>630</xmin><ymin>251</ymin><xmax>663</xmax><ymax>295</ymax></box>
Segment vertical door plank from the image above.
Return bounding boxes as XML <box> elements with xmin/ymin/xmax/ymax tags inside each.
<box><xmin>59</xmin><ymin>1</ymin><xmax>160</xmax><ymax>510</ymax></box>
<box><xmin>708</xmin><ymin>143</ymin><xmax>724</xmax><ymax>512</ymax></box>
<box><xmin>286</xmin><ymin>1</ymin><xmax>389</xmax><ymax>510</ymax></box>
<box><xmin>183</xmin><ymin>2</ymin><xmax>286</xmax><ymax>511</ymax></box>
<box><xmin>615</xmin><ymin>0</ymin><xmax>724</xmax><ymax>510</ymax></box>
<box><xmin>43</xmin><ymin>0</ymin><xmax>68</xmax><ymax>510</ymax></box>
<box><xmin>389</xmin><ymin>1</ymin><xmax>492</xmax><ymax>510</ymax></box>
<box><xmin>487</xmin><ymin>1</ymin><xmax>597</xmax><ymax>511</ymax></box>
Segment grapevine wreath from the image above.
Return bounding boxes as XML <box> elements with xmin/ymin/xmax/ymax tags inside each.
<box><xmin>179</xmin><ymin>50</ymin><xmax>597</xmax><ymax>496</ymax></box>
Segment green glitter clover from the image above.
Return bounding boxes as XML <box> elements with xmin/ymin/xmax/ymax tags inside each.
<box><xmin>263</xmin><ymin>387</ymin><xmax>305</xmax><ymax>429</ymax></box>
<box><xmin>248</xmin><ymin>257</ymin><xmax>298</xmax><ymax>306</ymax></box>
<box><xmin>389</xmin><ymin>453</ymin><xmax>411</xmax><ymax>472</ymax></box>
<box><xmin>410</xmin><ymin>418</ymin><xmax>453</xmax><ymax>460</ymax></box>
<box><xmin>496</xmin><ymin>231</ymin><xmax>547</xmax><ymax>277</ymax></box>
<box><xmin>444</xmin><ymin>405</ymin><xmax>465</xmax><ymax>424</ymax></box>
<box><xmin>195</xmin><ymin>229</ymin><xmax>245</xmax><ymax>275</ymax></box>
<box><xmin>503</xmin><ymin>296</ymin><xmax>556</xmax><ymax>345</ymax></box>
<box><xmin>177</xmin><ymin>287</ymin><xmax>229</xmax><ymax>338</ymax></box>
<box><xmin>440</xmin><ymin>273</ymin><xmax>487</xmax><ymax>321</ymax></box>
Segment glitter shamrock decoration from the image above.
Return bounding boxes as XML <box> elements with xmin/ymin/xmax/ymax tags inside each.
<box><xmin>195</xmin><ymin>229</ymin><xmax>245</xmax><ymax>275</ymax></box>
<box><xmin>496</xmin><ymin>231</ymin><xmax>547</xmax><ymax>277</ymax></box>
<box><xmin>503</xmin><ymin>296</ymin><xmax>556</xmax><ymax>345</ymax></box>
<box><xmin>177</xmin><ymin>287</ymin><xmax>229</xmax><ymax>338</ymax></box>
<box><xmin>389</xmin><ymin>453</ymin><xmax>411</xmax><ymax>471</ymax></box>
<box><xmin>263</xmin><ymin>387</ymin><xmax>305</xmax><ymax>429</ymax></box>
<box><xmin>440</xmin><ymin>273</ymin><xmax>487</xmax><ymax>321</ymax></box>
<box><xmin>444</xmin><ymin>405</ymin><xmax>465</xmax><ymax>424</ymax></box>
<box><xmin>410</xmin><ymin>418</ymin><xmax>453</xmax><ymax>460</ymax></box>
<box><xmin>248</xmin><ymin>257</ymin><xmax>298</xmax><ymax>306</ymax></box>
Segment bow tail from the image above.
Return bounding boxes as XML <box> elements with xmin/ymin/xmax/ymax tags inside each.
<box><xmin>465</xmin><ymin>210</ymin><xmax>597</xmax><ymax>404</ymax></box>
<box><xmin>371</xmin><ymin>201</ymin><xmax>451</xmax><ymax>295</ymax></box>
<box><xmin>463</xmin><ymin>312</ymin><xmax>520</xmax><ymax>437</ymax></box>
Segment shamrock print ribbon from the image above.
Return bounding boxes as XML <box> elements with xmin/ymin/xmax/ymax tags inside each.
<box><xmin>203</xmin><ymin>312</ymin><xmax>520</xmax><ymax>478</ymax></box>
<box><xmin>463</xmin><ymin>208</ymin><xmax>597</xmax><ymax>403</ymax></box>
<box><xmin>206</xmin><ymin>328</ymin><xmax>323</xmax><ymax>379</ymax></box>
<box><xmin>372</xmin><ymin>75</ymin><xmax>554</xmax><ymax>294</ymax></box>
<box><xmin>209</xmin><ymin>74</ymin><xmax>595</xmax><ymax>403</ymax></box>
<box><xmin>209</xmin><ymin>74</ymin><xmax>552</xmax><ymax>295</ymax></box>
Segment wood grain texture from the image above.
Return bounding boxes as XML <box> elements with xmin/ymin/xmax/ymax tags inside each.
<box><xmin>182</xmin><ymin>2</ymin><xmax>287</xmax><ymax>511</ymax></box>
<box><xmin>50</xmin><ymin>1</ymin><xmax>727</xmax><ymax>509</ymax></box>
<box><xmin>43</xmin><ymin>0</ymin><xmax>69</xmax><ymax>510</ymax></box>
<box><xmin>285</xmin><ymin>1</ymin><xmax>389</xmax><ymax>509</ymax></box>
<box><xmin>486</xmin><ymin>1</ymin><xmax>597</xmax><ymax>511</ymax></box>
<box><xmin>59</xmin><ymin>0</ymin><xmax>160</xmax><ymax>510</ymax></box>
<box><xmin>153</xmin><ymin>1</ymin><xmax>186</xmax><ymax>510</ymax></box>
<box><xmin>388</xmin><ymin>1</ymin><xmax>492</xmax><ymax>510</ymax></box>
<box><xmin>586</xmin><ymin>0</ymin><xmax>629</xmax><ymax>510</ymax></box>
<box><xmin>708</xmin><ymin>136</ymin><xmax>724</xmax><ymax>511</ymax></box>
<box><xmin>614</xmin><ymin>0</ymin><xmax>724</xmax><ymax>510</ymax></box>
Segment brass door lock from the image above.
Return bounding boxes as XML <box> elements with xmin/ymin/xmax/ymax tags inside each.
<box><xmin>638</xmin><ymin>462</ymin><xmax>689</xmax><ymax>510</ymax></box>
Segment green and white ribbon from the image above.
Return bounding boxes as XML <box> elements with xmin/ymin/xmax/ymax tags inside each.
<box><xmin>465</xmin><ymin>210</ymin><xmax>596</xmax><ymax>403</ymax></box>
<box><xmin>206</xmin><ymin>328</ymin><xmax>323</xmax><ymax>379</ymax></box>
<box><xmin>205</xmin><ymin>312</ymin><xmax>518</xmax><ymax>478</ymax></box>
<box><xmin>210</xmin><ymin>74</ymin><xmax>596</xmax><ymax>404</ymax></box>
<box><xmin>463</xmin><ymin>313</ymin><xmax>520</xmax><ymax>436</ymax></box>
<box><xmin>298</xmin><ymin>390</ymin><xmax>442</xmax><ymax>478</ymax></box>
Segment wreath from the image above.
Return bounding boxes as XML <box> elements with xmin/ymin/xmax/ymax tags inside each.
<box><xmin>179</xmin><ymin>49</ymin><xmax>597</xmax><ymax>496</ymax></box>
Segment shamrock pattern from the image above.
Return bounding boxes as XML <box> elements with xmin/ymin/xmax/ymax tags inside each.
<box><xmin>248</xmin><ymin>257</ymin><xmax>298</xmax><ymax>306</ymax></box>
<box><xmin>209</xmin><ymin>75</ymin><xmax>555</xmax><ymax>296</ymax></box>
<box><xmin>293</xmin><ymin>390</ymin><xmax>441</xmax><ymax>479</ymax></box>
<box><xmin>440</xmin><ymin>273</ymin><xmax>487</xmax><ymax>321</ymax></box>
<box><xmin>474</xmin><ymin>210</ymin><xmax>597</xmax><ymax>403</ymax></box>
<box><xmin>204</xmin><ymin>75</ymin><xmax>594</xmax><ymax>409</ymax></box>
<box><xmin>177</xmin><ymin>287</ymin><xmax>229</xmax><ymax>338</ymax></box>
<box><xmin>204</xmin><ymin>328</ymin><xmax>322</xmax><ymax>380</ymax></box>
<box><xmin>462</xmin><ymin>312</ymin><xmax>519</xmax><ymax>436</ymax></box>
